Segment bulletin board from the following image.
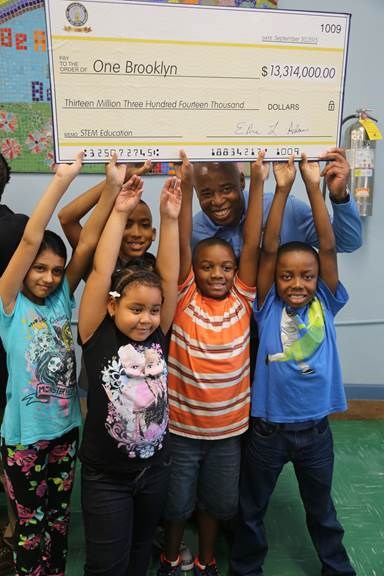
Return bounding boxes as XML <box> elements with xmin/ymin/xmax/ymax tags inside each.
<box><xmin>0</xmin><ymin>0</ymin><xmax>277</xmax><ymax>173</ymax></box>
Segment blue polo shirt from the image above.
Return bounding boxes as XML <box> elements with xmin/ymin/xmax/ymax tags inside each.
<box><xmin>192</xmin><ymin>191</ymin><xmax>362</xmax><ymax>257</ymax></box>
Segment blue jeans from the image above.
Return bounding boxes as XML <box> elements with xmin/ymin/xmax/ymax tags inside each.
<box><xmin>81</xmin><ymin>457</ymin><xmax>170</xmax><ymax>576</ymax></box>
<box><xmin>231</xmin><ymin>418</ymin><xmax>356</xmax><ymax>576</ymax></box>
<box><xmin>164</xmin><ymin>433</ymin><xmax>242</xmax><ymax>521</ymax></box>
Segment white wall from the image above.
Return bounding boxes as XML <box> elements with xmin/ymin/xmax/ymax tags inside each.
<box><xmin>3</xmin><ymin>0</ymin><xmax>384</xmax><ymax>394</ymax></box>
<box><xmin>277</xmin><ymin>0</ymin><xmax>384</xmax><ymax>392</ymax></box>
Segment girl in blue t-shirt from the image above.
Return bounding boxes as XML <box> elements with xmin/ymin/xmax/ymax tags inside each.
<box><xmin>0</xmin><ymin>152</ymin><xmax>127</xmax><ymax>576</ymax></box>
<box><xmin>232</xmin><ymin>154</ymin><xmax>356</xmax><ymax>576</ymax></box>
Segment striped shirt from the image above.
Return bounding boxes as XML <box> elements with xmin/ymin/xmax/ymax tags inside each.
<box><xmin>168</xmin><ymin>269</ymin><xmax>255</xmax><ymax>440</ymax></box>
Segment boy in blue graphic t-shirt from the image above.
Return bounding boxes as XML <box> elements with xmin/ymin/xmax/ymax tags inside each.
<box><xmin>232</xmin><ymin>154</ymin><xmax>356</xmax><ymax>576</ymax></box>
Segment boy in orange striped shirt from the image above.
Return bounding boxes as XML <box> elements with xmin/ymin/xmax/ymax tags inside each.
<box><xmin>157</xmin><ymin>152</ymin><xmax>268</xmax><ymax>576</ymax></box>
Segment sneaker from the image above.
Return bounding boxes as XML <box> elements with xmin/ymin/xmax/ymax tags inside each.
<box><xmin>193</xmin><ymin>557</ymin><xmax>220</xmax><ymax>576</ymax></box>
<box><xmin>154</xmin><ymin>526</ymin><xmax>194</xmax><ymax>572</ymax></box>
<box><xmin>180</xmin><ymin>543</ymin><xmax>194</xmax><ymax>571</ymax></box>
<box><xmin>157</xmin><ymin>553</ymin><xmax>182</xmax><ymax>576</ymax></box>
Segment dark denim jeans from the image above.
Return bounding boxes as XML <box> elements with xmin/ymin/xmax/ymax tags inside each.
<box><xmin>164</xmin><ymin>433</ymin><xmax>242</xmax><ymax>522</ymax></box>
<box><xmin>231</xmin><ymin>418</ymin><xmax>356</xmax><ymax>576</ymax></box>
<box><xmin>81</xmin><ymin>457</ymin><xmax>170</xmax><ymax>576</ymax></box>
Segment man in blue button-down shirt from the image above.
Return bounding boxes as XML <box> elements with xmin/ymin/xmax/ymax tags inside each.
<box><xmin>192</xmin><ymin>148</ymin><xmax>362</xmax><ymax>258</ymax></box>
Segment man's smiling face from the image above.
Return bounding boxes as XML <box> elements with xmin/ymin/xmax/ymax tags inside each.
<box><xmin>194</xmin><ymin>162</ymin><xmax>245</xmax><ymax>228</ymax></box>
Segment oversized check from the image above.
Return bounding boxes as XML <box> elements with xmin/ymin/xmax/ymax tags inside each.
<box><xmin>44</xmin><ymin>1</ymin><xmax>350</xmax><ymax>162</ymax></box>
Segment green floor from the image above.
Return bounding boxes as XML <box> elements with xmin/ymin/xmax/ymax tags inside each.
<box><xmin>3</xmin><ymin>421</ymin><xmax>384</xmax><ymax>575</ymax></box>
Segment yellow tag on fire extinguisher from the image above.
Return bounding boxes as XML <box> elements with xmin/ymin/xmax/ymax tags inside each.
<box><xmin>359</xmin><ymin>118</ymin><xmax>382</xmax><ymax>140</ymax></box>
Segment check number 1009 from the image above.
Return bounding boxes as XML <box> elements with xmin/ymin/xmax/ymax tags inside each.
<box><xmin>211</xmin><ymin>147</ymin><xmax>301</xmax><ymax>158</ymax></box>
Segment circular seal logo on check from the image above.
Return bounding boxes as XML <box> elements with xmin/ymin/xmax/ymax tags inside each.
<box><xmin>66</xmin><ymin>3</ymin><xmax>88</xmax><ymax>27</ymax></box>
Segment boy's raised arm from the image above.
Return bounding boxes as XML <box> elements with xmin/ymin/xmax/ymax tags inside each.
<box><xmin>58</xmin><ymin>160</ymin><xmax>152</xmax><ymax>250</ymax></box>
<box><xmin>257</xmin><ymin>156</ymin><xmax>296</xmax><ymax>307</ymax></box>
<box><xmin>58</xmin><ymin>180</ymin><xmax>105</xmax><ymax>249</ymax></box>
<box><xmin>65</xmin><ymin>154</ymin><xmax>127</xmax><ymax>294</ymax></box>
<box><xmin>78</xmin><ymin>175</ymin><xmax>144</xmax><ymax>344</ymax></box>
<box><xmin>156</xmin><ymin>176</ymin><xmax>182</xmax><ymax>334</ymax></box>
<box><xmin>300</xmin><ymin>153</ymin><xmax>338</xmax><ymax>294</ymax></box>
<box><xmin>0</xmin><ymin>152</ymin><xmax>83</xmax><ymax>313</ymax></box>
<box><xmin>174</xmin><ymin>150</ymin><xmax>193</xmax><ymax>284</ymax></box>
<box><xmin>238</xmin><ymin>151</ymin><xmax>267</xmax><ymax>288</ymax></box>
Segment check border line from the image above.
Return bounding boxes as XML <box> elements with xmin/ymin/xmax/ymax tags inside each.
<box><xmin>60</xmin><ymin>140</ymin><xmax>337</xmax><ymax>147</ymax></box>
<box><xmin>52</xmin><ymin>35</ymin><xmax>344</xmax><ymax>53</ymax></box>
